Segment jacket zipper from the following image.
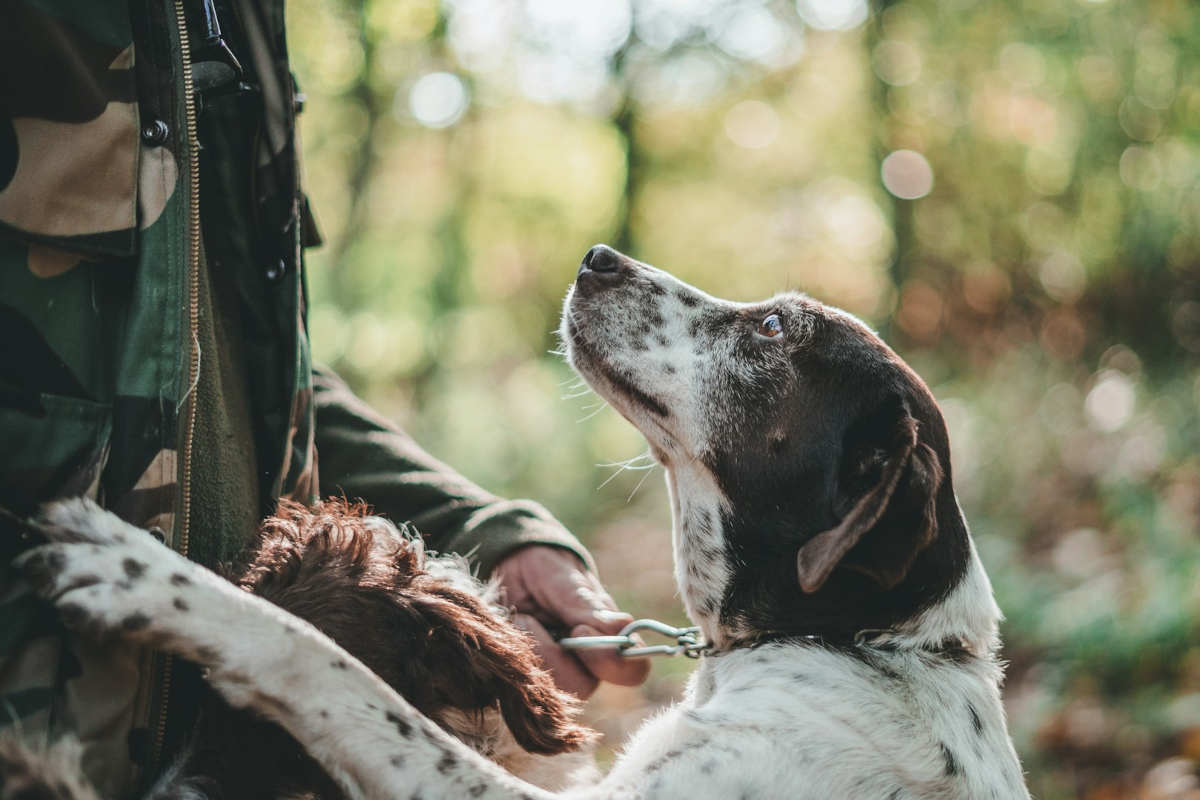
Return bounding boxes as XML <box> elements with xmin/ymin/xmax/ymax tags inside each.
<box><xmin>152</xmin><ymin>0</ymin><xmax>202</xmax><ymax>769</ymax></box>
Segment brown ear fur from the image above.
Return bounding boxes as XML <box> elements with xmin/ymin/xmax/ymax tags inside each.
<box><xmin>243</xmin><ymin>499</ymin><xmax>591</xmax><ymax>756</ymax></box>
<box><xmin>796</xmin><ymin>409</ymin><xmax>943</xmax><ymax>594</ymax></box>
<box><xmin>405</xmin><ymin>590</ymin><xmax>591</xmax><ymax>755</ymax></box>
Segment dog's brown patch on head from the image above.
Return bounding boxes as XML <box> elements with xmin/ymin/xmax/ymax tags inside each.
<box><xmin>240</xmin><ymin>499</ymin><xmax>591</xmax><ymax>756</ymax></box>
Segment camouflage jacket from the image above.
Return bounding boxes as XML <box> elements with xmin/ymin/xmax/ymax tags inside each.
<box><xmin>0</xmin><ymin>1</ymin><xmax>588</xmax><ymax>794</ymax></box>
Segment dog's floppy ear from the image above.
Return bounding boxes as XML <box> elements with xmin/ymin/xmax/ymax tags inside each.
<box><xmin>796</xmin><ymin>399</ymin><xmax>943</xmax><ymax>593</ymax></box>
<box><xmin>405</xmin><ymin>591</ymin><xmax>592</xmax><ymax>755</ymax></box>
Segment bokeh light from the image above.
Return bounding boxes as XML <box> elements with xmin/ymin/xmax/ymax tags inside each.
<box><xmin>407</xmin><ymin>72</ymin><xmax>469</xmax><ymax>128</ymax></box>
<box><xmin>880</xmin><ymin>149</ymin><xmax>934</xmax><ymax>199</ymax></box>
<box><xmin>723</xmin><ymin>99</ymin><xmax>780</xmax><ymax>149</ymax></box>
<box><xmin>872</xmin><ymin>39</ymin><xmax>921</xmax><ymax>87</ymax></box>
<box><xmin>795</xmin><ymin>0</ymin><xmax>868</xmax><ymax>31</ymax></box>
<box><xmin>709</xmin><ymin>4</ymin><xmax>788</xmax><ymax>63</ymax></box>
<box><xmin>1038</xmin><ymin>251</ymin><xmax>1087</xmax><ymax>304</ymax></box>
<box><xmin>1085</xmin><ymin>371</ymin><xmax>1136</xmax><ymax>433</ymax></box>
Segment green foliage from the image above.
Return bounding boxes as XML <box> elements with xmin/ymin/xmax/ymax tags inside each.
<box><xmin>287</xmin><ymin>1</ymin><xmax>1200</xmax><ymax>796</ymax></box>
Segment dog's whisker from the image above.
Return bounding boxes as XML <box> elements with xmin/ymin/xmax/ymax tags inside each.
<box><xmin>596</xmin><ymin>452</ymin><xmax>655</xmax><ymax>470</ymax></box>
<box><xmin>561</xmin><ymin>380</ymin><xmax>594</xmax><ymax>397</ymax></box>
<box><xmin>595</xmin><ymin>469</ymin><xmax>625</xmax><ymax>491</ymax></box>
<box><xmin>595</xmin><ymin>470</ymin><xmax>624</xmax><ymax>489</ymax></box>
<box><xmin>576</xmin><ymin>402</ymin><xmax>610</xmax><ymax>423</ymax></box>
<box><xmin>596</xmin><ymin>449</ymin><xmax>659</xmax><ymax>492</ymax></box>
<box><xmin>625</xmin><ymin>464</ymin><xmax>658</xmax><ymax>503</ymax></box>
<box><xmin>596</xmin><ymin>459</ymin><xmax>651</xmax><ymax>490</ymax></box>
<box><xmin>600</xmin><ymin>461</ymin><xmax>656</xmax><ymax>473</ymax></box>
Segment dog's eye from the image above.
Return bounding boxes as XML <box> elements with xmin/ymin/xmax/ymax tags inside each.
<box><xmin>757</xmin><ymin>314</ymin><xmax>783</xmax><ymax>338</ymax></box>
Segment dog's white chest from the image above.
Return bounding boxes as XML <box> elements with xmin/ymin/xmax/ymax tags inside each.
<box><xmin>594</xmin><ymin>643</ymin><xmax>1026</xmax><ymax>800</ymax></box>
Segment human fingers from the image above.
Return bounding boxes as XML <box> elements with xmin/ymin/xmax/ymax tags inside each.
<box><xmin>516</xmin><ymin>547</ymin><xmax>635</xmax><ymax>634</ymax></box>
<box><xmin>512</xmin><ymin>612</ymin><xmax>599</xmax><ymax>699</ymax></box>
<box><xmin>568</xmin><ymin>623</ymin><xmax>652</xmax><ymax>688</ymax></box>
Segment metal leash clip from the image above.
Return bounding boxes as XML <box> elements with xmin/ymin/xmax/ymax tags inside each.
<box><xmin>559</xmin><ymin>618</ymin><xmax>709</xmax><ymax>659</ymax></box>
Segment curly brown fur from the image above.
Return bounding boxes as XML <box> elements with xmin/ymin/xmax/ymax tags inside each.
<box><xmin>238</xmin><ymin>499</ymin><xmax>588</xmax><ymax>756</ymax></box>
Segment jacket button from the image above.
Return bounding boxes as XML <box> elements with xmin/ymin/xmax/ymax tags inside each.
<box><xmin>265</xmin><ymin>258</ymin><xmax>286</xmax><ymax>282</ymax></box>
<box><xmin>141</xmin><ymin>119</ymin><xmax>169</xmax><ymax>146</ymax></box>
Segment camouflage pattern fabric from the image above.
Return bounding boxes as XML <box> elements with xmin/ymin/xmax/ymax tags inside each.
<box><xmin>0</xmin><ymin>0</ymin><xmax>589</xmax><ymax>795</ymax></box>
<box><xmin>2</xmin><ymin>2</ymin><xmax>204</xmax><ymax>793</ymax></box>
<box><xmin>0</xmin><ymin>1</ymin><xmax>139</xmax><ymax>257</ymax></box>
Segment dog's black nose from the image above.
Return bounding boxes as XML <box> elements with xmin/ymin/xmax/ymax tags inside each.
<box><xmin>580</xmin><ymin>244</ymin><xmax>620</xmax><ymax>273</ymax></box>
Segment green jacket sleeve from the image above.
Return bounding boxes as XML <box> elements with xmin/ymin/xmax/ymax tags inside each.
<box><xmin>312</xmin><ymin>366</ymin><xmax>595</xmax><ymax>578</ymax></box>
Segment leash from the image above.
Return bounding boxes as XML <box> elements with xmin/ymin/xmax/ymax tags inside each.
<box><xmin>558</xmin><ymin>618</ymin><xmax>710</xmax><ymax>659</ymax></box>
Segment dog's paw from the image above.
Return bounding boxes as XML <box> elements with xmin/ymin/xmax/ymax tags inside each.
<box><xmin>15</xmin><ymin>500</ymin><xmax>198</xmax><ymax>649</ymax></box>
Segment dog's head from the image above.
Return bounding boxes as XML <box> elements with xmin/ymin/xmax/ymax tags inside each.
<box><xmin>238</xmin><ymin>499</ymin><xmax>590</xmax><ymax>756</ymax></box>
<box><xmin>561</xmin><ymin>246</ymin><xmax>983</xmax><ymax>649</ymax></box>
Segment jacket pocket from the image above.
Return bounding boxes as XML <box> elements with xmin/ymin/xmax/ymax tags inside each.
<box><xmin>0</xmin><ymin>394</ymin><xmax>111</xmax><ymax>515</ymax></box>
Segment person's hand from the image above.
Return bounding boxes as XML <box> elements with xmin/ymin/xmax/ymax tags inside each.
<box><xmin>492</xmin><ymin>545</ymin><xmax>651</xmax><ymax>698</ymax></box>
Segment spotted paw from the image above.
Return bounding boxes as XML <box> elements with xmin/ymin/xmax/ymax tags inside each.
<box><xmin>16</xmin><ymin>498</ymin><xmax>201</xmax><ymax>649</ymax></box>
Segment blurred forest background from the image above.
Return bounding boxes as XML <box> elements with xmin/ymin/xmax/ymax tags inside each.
<box><xmin>285</xmin><ymin>0</ymin><xmax>1200</xmax><ymax>796</ymax></box>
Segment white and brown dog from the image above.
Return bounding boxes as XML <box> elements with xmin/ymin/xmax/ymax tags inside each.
<box><xmin>16</xmin><ymin>246</ymin><xmax>1030</xmax><ymax>799</ymax></box>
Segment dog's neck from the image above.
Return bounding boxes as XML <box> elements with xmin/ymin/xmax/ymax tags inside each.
<box><xmin>719</xmin><ymin>546</ymin><xmax>999</xmax><ymax>657</ymax></box>
<box><xmin>668</xmin><ymin>461</ymin><xmax>1000</xmax><ymax>657</ymax></box>
<box><xmin>665</xmin><ymin>464</ymin><xmax>732</xmax><ymax>647</ymax></box>
<box><xmin>875</xmin><ymin>536</ymin><xmax>1001</xmax><ymax>656</ymax></box>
